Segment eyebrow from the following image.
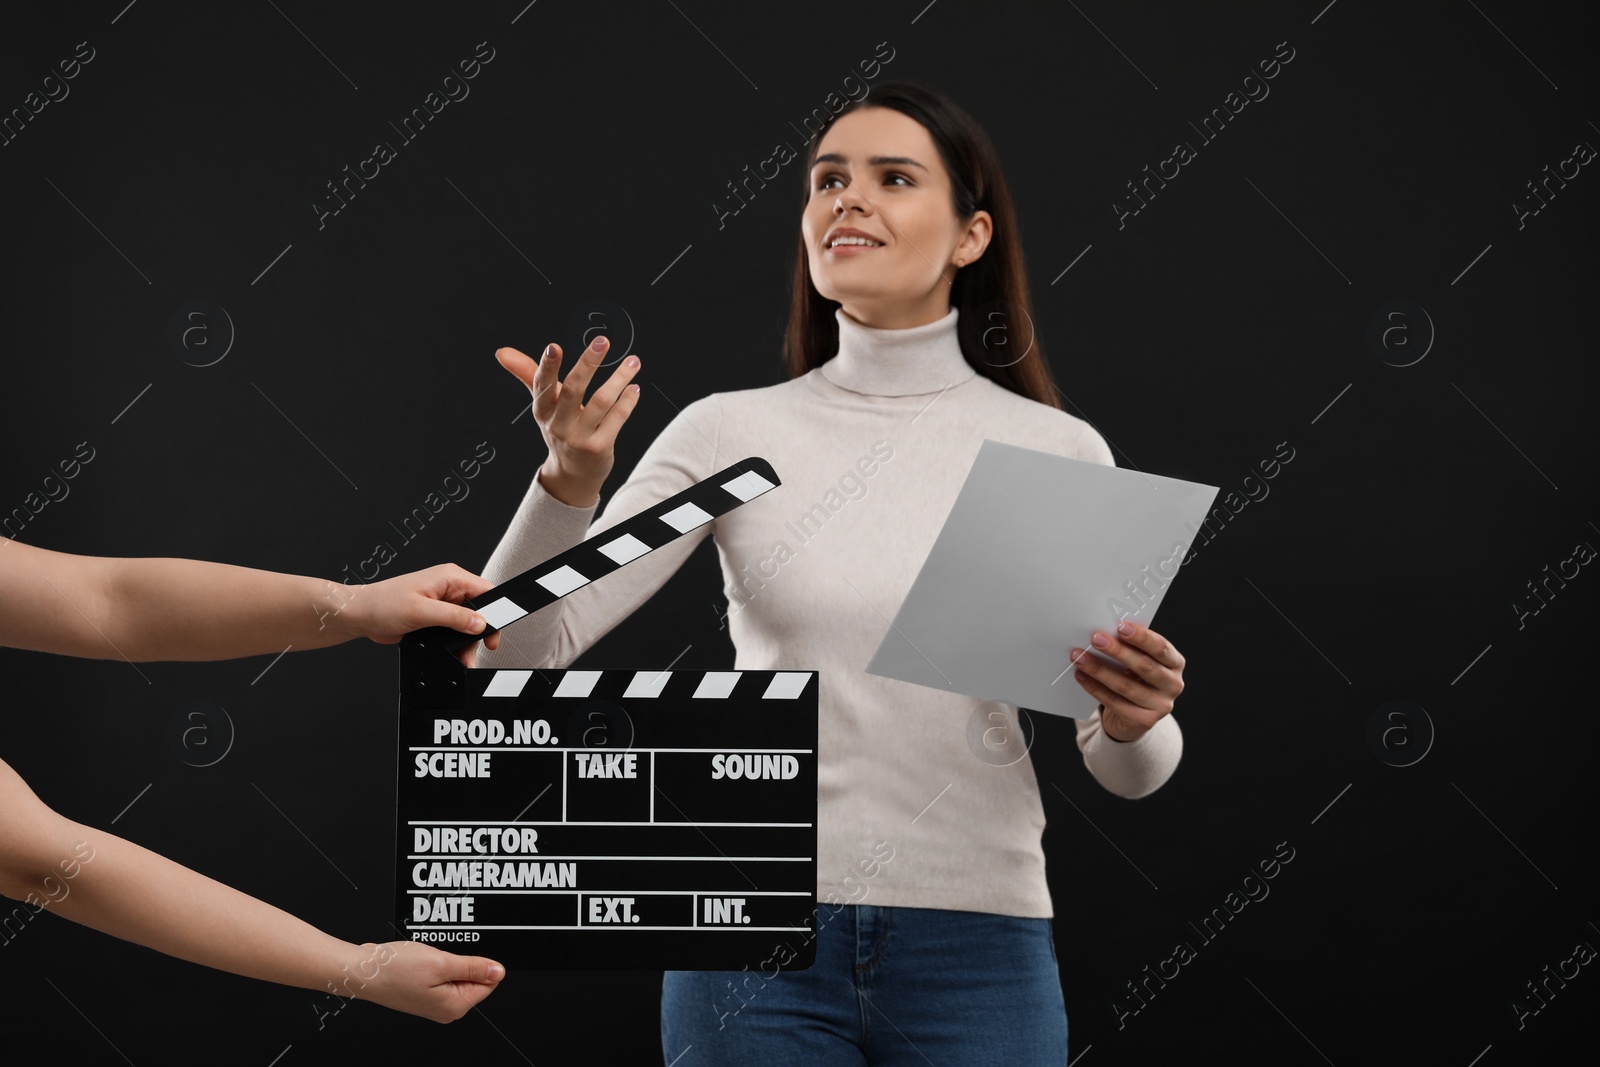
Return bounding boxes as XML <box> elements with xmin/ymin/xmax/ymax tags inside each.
<box><xmin>810</xmin><ymin>153</ymin><xmax>928</xmax><ymax>172</ymax></box>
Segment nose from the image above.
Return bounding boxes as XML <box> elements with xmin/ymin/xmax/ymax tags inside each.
<box><xmin>834</xmin><ymin>187</ymin><xmax>869</xmax><ymax>217</ymax></box>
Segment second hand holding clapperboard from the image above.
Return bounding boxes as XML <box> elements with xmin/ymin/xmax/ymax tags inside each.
<box><xmin>397</xmin><ymin>457</ymin><xmax>819</xmax><ymax>970</ymax></box>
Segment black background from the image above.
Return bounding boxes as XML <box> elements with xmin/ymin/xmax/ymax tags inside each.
<box><xmin>2</xmin><ymin>1</ymin><xmax>1596</xmax><ymax>1064</ymax></box>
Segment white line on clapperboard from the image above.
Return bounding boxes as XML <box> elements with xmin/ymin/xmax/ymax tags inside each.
<box><xmin>407</xmin><ymin>855</ymin><xmax>810</xmax><ymax>861</ymax></box>
<box><xmin>408</xmin><ymin>747</ymin><xmax>816</xmax><ymax>753</ymax></box>
<box><xmin>407</xmin><ymin>821</ymin><xmax>812</xmax><ymax>827</ymax></box>
<box><xmin>412</xmin><ymin>921</ymin><xmax>806</xmax><ymax>927</ymax></box>
<box><xmin>404</xmin><ymin>890</ymin><xmax>814</xmax><ymax>895</ymax></box>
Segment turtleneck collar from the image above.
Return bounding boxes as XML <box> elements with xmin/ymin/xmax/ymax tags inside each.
<box><xmin>817</xmin><ymin>306</ymin><xmax>976</xmax><ymax>397</ymax></box>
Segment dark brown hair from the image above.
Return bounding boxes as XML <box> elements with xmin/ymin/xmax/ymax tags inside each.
<box><xmin>781</xmin><ymin>80</ymin><xmax>1063</xmax><ymax>410</ymax></box>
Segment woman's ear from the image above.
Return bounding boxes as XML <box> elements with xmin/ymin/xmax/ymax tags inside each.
<box><xmin>961</xmin><ymin>210</ymin><xmax>993</xmax><ymax>265</ymax></box>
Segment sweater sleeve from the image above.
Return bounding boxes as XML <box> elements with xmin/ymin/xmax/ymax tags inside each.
<box><xmin>474</xmin><ymin>394</ymin><xmax>724</xmax><ymax>670</ymax></box>
<box><xmin>1075</xmin><ymin>710</ymin><xmax>1182</xmax><ymax>799</ymax></box>
<box><xmin>1069</xmin><ymin>419</ymin><xmax>1185</xmax><ymax>798</ymax></box>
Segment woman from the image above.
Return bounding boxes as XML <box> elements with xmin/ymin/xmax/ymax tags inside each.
<box><xmin>0</xmin><ymin>542</ymin><xmax>507</xmax><ymax>1023</ymax></box>
<box><xmin>481</xmin><ymin>81</ymin><xmax>1187</xmax><ymax>1063</ymax></box>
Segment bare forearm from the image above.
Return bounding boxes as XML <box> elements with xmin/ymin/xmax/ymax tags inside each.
<box><xmin>22</xmin><ymin>815</ymin><xmax>363</xmax><ymax>995</ymax></box>
<box><xmin>1</xmin><ymin>757</ymin><xmax>502</xmax><ymax>1022</ymax></box>
<box><xmin>103</xmin><ymin>557</ymin><xmax>358</xmax><ymax>661</ymax></box>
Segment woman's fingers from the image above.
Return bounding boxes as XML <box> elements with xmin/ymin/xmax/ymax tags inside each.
<box><xmin>593</xmin><ymin>376</ymin><xmax>642</xmax><ymax>441</ymax></box>
<box><xmin>494</xmin><ymin>346</ymin><xmax>537</xmax><ymax>389</ymax></box>
<box><xmin>502</xmin><ymin>336</ymin><xmax>636</xmax><ymax>439</ymax></box>
<box><xmin>551</xmin><ymin>336</ymin><xmax>612</xmax><ymax>424</ymax></box>
<box><xmin>496</xmin><ymin>346</ymin><xmax>560</xmax><ymax>423</ymax></box>
<box><xmin>579</xmin><ymin>352</ymin><xmax>642</xmax><ymax>433</ymax></box>
<box><xmin>530</xmin><ymin>343</ymin><xmax>564</xmax><ymax>421</ymax></box>
<box><xmin>497</xmin><ymin>336</ymin><xmax>638</xmax><ymax>504</ymax></box>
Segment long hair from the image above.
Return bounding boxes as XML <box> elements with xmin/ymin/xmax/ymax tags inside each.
<box><xmin>781</xmin><ymin>81</ymin><xmax>1063</xmax><ymax>410</ymax></box>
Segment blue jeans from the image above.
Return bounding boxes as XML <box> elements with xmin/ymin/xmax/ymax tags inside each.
<box><xmin>661</xmin><ymin>904</ymin><xmax>1068</xmax><ymax>1065</ymax></box>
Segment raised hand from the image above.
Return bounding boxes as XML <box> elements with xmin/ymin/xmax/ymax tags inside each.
<box><xmin>496</xmin><ymin>335</ymin><xmax>643</xmax><ymax>508</ymax></box>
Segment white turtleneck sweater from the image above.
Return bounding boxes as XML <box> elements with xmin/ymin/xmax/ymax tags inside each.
<box><xmin>476</xmin><ymin>306</ymin><xmax>1183</xmax><ymax>919</ymax></box>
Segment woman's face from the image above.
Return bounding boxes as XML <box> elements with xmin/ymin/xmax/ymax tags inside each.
<box><xmin>801</xmin><ymin>107</ymin><xmax>991</xmax><ymax>329</ymax></box>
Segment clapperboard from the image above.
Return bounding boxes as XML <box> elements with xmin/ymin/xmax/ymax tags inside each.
<box><xmin>396</xmin><ymin>457</ymin><xmax>819</xmax><ymax>970</ymax></box>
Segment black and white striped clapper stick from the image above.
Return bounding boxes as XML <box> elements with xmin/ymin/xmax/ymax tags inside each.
<box><xmin>401</xmin><ymin>455</ymin><xmax>781</xmax><ymax>701</ymax></box>
<box><xmin>396</xmin><ymin>455</ymin><xmax>821</xmax><ymax>970</ymax></box>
